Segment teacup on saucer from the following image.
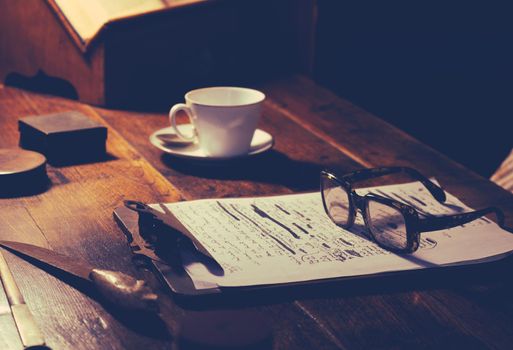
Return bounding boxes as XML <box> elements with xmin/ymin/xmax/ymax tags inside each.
<box><xmin>169</xmin><ymin>87</ymin><xmax>265</xmax><ymax>158</ymax></box>
<box><xmin>150</xmin><ymin>125</ymin><xmax>274</xmax><ymax>161</ymax></box>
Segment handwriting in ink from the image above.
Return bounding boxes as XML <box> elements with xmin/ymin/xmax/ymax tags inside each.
<box><xmin>251</xmin><ymin>205</ymin><xmax>300</xmax><ymax>239</ymax></box>
<box><xmin>293</xmin><ymin>223</ymin><xmax>309</xmax><ymax>234</ymax></box>
<box><xmin>275</xmin><ymin>204</ymin><xmax>290</xmax><ymax>215</ymax></box>
<box><xmin>216</xmin><ymin>201</ymin><xmax>240</xmax><ymax>221</ymax></box>
<box><xmin>230</xmin><ymin>204</ymin><xmax>296</xmax><ymax>254</ymax></box>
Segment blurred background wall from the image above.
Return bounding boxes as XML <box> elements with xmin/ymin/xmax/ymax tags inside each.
<box><xmin>2</xmin><ymin>0</ymin><xmax>511</xmax><ymax>178</ymax></box>
<box><xmin>314</xmin><ymin>0</ymin><xmax>512</xmax><ymax>177</ymax></box>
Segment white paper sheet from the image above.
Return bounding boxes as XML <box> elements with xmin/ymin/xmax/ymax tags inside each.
<box><xmin>158</xmin><ymin>181</ymin><xmax>513</xmax><ymax>289</ymax></box>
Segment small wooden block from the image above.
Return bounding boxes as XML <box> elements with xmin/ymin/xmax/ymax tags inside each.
<box><xmin>19</xmin><ymin>111</ymin><xmax>107</xmax><ymax>165</ymax></box>
<box><xmin>0</xmin><ymin>148</ymin><xmax>48</xmax><ymax>196</ymax></box>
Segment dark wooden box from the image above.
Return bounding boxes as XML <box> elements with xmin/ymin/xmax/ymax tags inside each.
<box><xmin>0</xmin><ymin>0</ymin><xmax>316</xmax><ymax>109</ymax></box>
<box><xmin>19</xmin><ymin>111</ymin><xmax>107</xmax><ymax>165</ymax></box>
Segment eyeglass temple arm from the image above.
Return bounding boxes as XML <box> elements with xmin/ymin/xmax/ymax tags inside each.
<box><xmin>418</xmin><ymin>206</ymin><xmax>505</xmax><ymax>232</ymax></box>
<box><xmin>341</xmin><ymin>167</ymin><xmax>446</xmax><ymax>203</ymax></box>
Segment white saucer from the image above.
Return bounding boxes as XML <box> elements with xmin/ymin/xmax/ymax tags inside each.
<box><xmin>149</xmin><ymin>125</ymin><xmax>274</xmax><ymax>160</ymax></box>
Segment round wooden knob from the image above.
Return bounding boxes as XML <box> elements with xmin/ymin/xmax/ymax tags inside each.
<box><xmin>0</xmin><ymin>148</ymin><xmax>48</xmax><ymax>196</ymax></box>
<box><xmin>176</xmin><ymin>310</ymin><xmax>272</xmax><ymax>350</ymax></box>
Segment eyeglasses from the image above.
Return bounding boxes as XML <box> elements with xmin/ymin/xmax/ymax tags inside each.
<box><xmin>320</xmin><ymin>167</ymin><xmax>505</xmax><ymax>253</ymax></box>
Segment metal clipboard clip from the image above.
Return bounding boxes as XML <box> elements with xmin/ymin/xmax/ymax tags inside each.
<box><xmin>123</xmin><ymin>200</ymin><xmax>214</xmax><ymax>263</ymax></box>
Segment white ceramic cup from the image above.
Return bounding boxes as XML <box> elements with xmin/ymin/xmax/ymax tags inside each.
<box><xmin>169</xmin><ymin>87</ymin><xmax>265</xmax><ymax>157</ymax></box>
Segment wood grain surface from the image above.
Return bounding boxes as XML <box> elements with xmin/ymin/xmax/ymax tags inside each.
<box><xmin>0</xmin><ymin>0</ymin><xmax>105</xmax><ymax>104</ymax></box>
<box><xmin>1</xmin><ymin>76</ymin><xmax>513</xmax><ymax>349</ymax></box>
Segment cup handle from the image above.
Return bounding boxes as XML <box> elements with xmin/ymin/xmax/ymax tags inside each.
<box><xmin>169</xmin><ymin>103</ymin><xmax>197</xmax><ymax>141</ymax></box>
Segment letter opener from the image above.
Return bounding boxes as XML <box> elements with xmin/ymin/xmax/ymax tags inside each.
<box><xmin>0</xmin><ymin>250</ymin><xmax>45</xmax><ymax>348</ymax></box>
<box><xmin>0</xmin><ymin>241</ymin><xmax>159</xmax><ymax>313</ymax></box>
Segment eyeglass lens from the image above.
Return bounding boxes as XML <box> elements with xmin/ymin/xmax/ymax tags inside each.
<box><xmin>366</xmin><ymin>199</ymin><xmax>408</xmax><ymax>250</ymax></box>
<box><xmin>321</xmin><ymin>175</ymin><xmax>351</xmax><ymax>227</ymax></box>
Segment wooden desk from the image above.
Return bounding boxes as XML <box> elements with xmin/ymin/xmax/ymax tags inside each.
<box><xmin>1</xmin><ymin>76</ymin><xmax>513</xmax><ymax>349</ymax></box>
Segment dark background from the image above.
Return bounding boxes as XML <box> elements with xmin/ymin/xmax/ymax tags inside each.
<box><xmin>4</xmin><ymin>0</ymin><xmax>511</xmax><ymax>178</ymax></box>
<box><xmin>314</xmin><ymin>0</ymin><xmax>512</xmax><ymax>177</ymax></box>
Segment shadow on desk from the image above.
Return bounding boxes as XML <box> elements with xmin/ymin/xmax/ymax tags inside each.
<box><xmin>46</xmin><ymin>152</ymin><xmax>119</xmax><ymax>168</ymax></box>
<box><xmin>175</xmin><ymin>257</ymin><xmax>513</xmax><ymax>311</ymax></box>
<box><xmin>161</xmin><ymin>150</ymin><xmax>347</xmax><ymax>192</ymax></box>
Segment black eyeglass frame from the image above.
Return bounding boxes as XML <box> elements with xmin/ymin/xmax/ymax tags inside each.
<box><xmin>320</xmin><ymin>167</ymin><xmax>505</xmax><ymax>254</ymax></box>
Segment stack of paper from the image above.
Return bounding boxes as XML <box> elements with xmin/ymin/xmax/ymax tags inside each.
<box><xmin>153</xmin><ymin>181</ymin><xmax>513</xmax><ymax>289</ymax></box>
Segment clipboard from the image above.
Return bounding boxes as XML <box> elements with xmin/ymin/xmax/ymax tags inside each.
<box><xmin>113</xmin><ymin>206</ymin><xmax>513</xmax><ymax>299</ymax></box>
<box><xmin>113</xmin><ymin>206</ymin><xmax>221</xmax><ymax>297</ymax></box>
<box><xmin>113</xmin><ymin>205</ymin><xmax>390</xmax><ymax>298</ymax></box>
